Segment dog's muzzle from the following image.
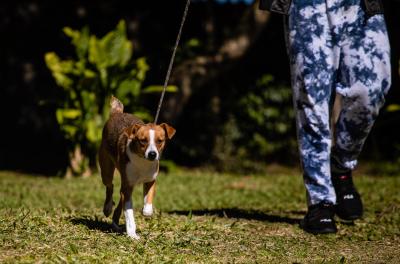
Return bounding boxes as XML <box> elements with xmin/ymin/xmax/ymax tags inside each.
<box><xmin>146</xmin><ymin>151</ymin><xmax>158</xmax><ymax>161</ymax></box>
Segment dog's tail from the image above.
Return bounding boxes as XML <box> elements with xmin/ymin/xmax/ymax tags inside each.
<box><xmin>110</xmin><ymin>96</ymin><xmax>124</xmax><ymax>114</ymax></box>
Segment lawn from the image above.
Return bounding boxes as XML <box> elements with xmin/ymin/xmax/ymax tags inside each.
<box><xmin>1</xmin><ymin>169</ymin><xmax>399</xmax><ymax>263</ymax></box>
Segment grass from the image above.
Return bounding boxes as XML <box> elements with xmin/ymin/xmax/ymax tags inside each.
<box><xmin>1</xmin><ymin>169</ymin><xmax>399</xmax><ymax>263</ymax></box>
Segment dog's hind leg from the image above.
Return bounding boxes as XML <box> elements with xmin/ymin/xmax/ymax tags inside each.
<box><xmin>99</xmin><ymin>146</ymin><xmax>115</xmax><ymax>217</ymax></box>
<box><xmin>111</xmin><ymin>191</ymin><xmax>124</xmax><ymax>232</ymax></box>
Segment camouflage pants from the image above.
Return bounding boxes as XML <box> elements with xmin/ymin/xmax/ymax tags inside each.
<box><xmin>286</xmin><ymin>0</ymin><xmax>391</xmax><ymax>205</ymax></box>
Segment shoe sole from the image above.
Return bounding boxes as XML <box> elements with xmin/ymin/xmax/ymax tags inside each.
<box><xmin>300</xmin><ymin>221</ymin><xmax>337</xmax><ymax>234</ymax></box>
<box><xmin>336</xmin><ymin>213</ymin><xmax>362</xmax><ymax>221</ymax></box>
<box><xmin>302</xmin><ymin>227</ymin><xmax>337</xmax><ymax>234</ymax></box>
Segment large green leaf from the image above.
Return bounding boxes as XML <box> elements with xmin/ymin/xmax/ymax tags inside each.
<box><xmin>89</xmin><ymin>20</ymin><xmax>132</xmax><ymax>70</ymax></box>
<box><xmin>101</xmin><ymin>20</ymin><xmax>132</xmax><ymax>67</ymax></box>
<box><xmin>44</xmin><ymin>52</ymin><xmax>74</xmax><ymax>89</ymax></box>
<box><xmin>117</xmin><ymin>79</ymin><xmax>141</xmax><ymax>99</ymax></box>
<box><xmin>142</xmin><ymin>85</ymin><xmax>178</xmax><ymax>93</ymax></box>
<box><xmin>88</xmin><ymin>35</ymin><xmax>108</xmax><ymax>77</ymax></box>
<box><xmin>63</xmin><ymin>26</ymin><xmax>90</xmax><ymax>60</ymax></box>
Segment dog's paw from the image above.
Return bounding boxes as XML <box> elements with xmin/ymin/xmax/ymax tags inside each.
<box><xmin>103</xmin><ymin>201</ymin><xmax>114</xmax><ymax>217</ymax></box>
<box><xmin>127</xmin><ymin>233</ymin><xmax>140</xmax><ymax>240</ymax></box>
<box><xmin>111</xmin><ymin>221</ymin><xmax>123</xmax><ymax>233</ymax></box>
<box><xmin>142</xmin><ymin>204</ymin><xmax>153</xmax><ymax>217</ymax></box>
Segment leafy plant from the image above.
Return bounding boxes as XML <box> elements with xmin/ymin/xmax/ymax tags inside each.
<box><xmin>238</xmin><ymin>74</ymin><xmax>296</xmax><ymax>159</ymax></box>
<box><xmin>213</xmin><ymin>74</ymin><xmax>297</xmax><ymax>173</ymax></box>
<box><xmin>386</xmin><ymin>104</ymin><xmax>400</xmax><ymax>113</ymax></box>
<box><xmin>45</xmin><ymin>20</ymin><xmax>176</xmax><ymax>177</ymax></box>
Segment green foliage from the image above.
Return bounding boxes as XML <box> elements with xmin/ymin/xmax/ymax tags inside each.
<box><xmin>214</xmin><ymin>75</ymin><xmax>297</xmax><ymax>173</ymax></box>
<box><xmin>239</xmin><ymin>74</ymin><xmax>296</xmax><ymax>157</ymax></box>
<box><xmin>386</xmin><ymin>104</ymin><xmax>400</xmax><ymax>112</ymax></box>
<box><xmin>177</xmin><ymin>38</ymin><xmax>202</xmax><ymax>61</ymax></box>
<box><xmin>45</xmin><ymin>20</ymin><xmax>174</xmax><ymax>175</ymax></box>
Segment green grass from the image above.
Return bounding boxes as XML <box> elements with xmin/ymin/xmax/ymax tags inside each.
<box><xmin>1</xmin><ymin>169</ymin><xmax>399</xmax><ymax>263</ymax></box>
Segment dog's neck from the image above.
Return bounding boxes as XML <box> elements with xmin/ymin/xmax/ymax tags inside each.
<box><xmin>125</xmin><ymin>146</ymin><xmax>159</xmax><ymax>185</ymax></box>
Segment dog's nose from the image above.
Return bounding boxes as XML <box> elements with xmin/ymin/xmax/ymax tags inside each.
<box><xmin>147</xmin><ymin>151</ymin><xmax>157</xmax><ymax>161</ymax></box>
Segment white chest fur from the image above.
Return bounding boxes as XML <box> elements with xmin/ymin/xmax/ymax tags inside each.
<box><xmin>126</xmin><ymin>148</ymin><xmax>159</xmax><ymax>185</ymax></box>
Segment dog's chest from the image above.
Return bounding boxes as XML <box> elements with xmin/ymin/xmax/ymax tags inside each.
<box><xmin>125</xmin><ymin>151</ymin><xmax>158</xmax><ymax>185</ymax></box>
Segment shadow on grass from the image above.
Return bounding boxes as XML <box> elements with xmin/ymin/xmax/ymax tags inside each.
<box><xmin>69</xmin><ymin>217</ymin><xmax>122</xmax><ymax>234</ymax></box>
<box><xmin>337</xmin><ymin>220</ymin><xmax>356</xmax><ymax>226</ymax></box>
<box><xmin>167</xmin><ymin>208</ymin><xmax>302</xmax><ymax>225</ymax></box>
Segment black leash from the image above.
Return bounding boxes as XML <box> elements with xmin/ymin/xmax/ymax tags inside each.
<box><xmin>154</xmin><ymin>0</ymin><xmax>191</xmax><ymax>124</ymax></box>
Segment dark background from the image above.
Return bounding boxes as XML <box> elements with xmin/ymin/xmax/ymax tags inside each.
<box><xmin>0</xmin><ymin>0</ymin><xmax>399</xmax><ymax>175</ymax></box>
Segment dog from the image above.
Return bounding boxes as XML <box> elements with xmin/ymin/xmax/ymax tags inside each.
<box><xmin>99</xmin><ymin>96</ymin><xmax>176</xmax><ymax>239</ymax></box>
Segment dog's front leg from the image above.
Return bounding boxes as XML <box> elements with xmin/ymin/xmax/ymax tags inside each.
<box><xmin>143</xmin><ymin>180</ymin><xmax>156</xmax><ymax>217</ymax></box>
<box><xmin>122</xmin><ymin>185</ymin><xmax>140</xmax><ymax>240</ymax></box>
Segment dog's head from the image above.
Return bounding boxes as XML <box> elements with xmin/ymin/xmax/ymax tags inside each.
<box><xmin>125</xmin><ymin>123</ymin><xmax>176</xmax><ymax>161</ymax></box>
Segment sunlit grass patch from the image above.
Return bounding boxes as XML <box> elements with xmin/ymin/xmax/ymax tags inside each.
<box><xmin>0</xmin><ymin>170</ymin><xmax>399</xmax><ymax>263</ymax></box>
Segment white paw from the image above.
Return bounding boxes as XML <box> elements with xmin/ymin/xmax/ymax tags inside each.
<box><xmin>127</xmin><ymin>232</ymin><xmax>140</xmax><ymax>240</ymax></box>
<box><xmin>142</xmin><ymin>204</ymin><xmax>153</xmax><ymax>217</ymax></box>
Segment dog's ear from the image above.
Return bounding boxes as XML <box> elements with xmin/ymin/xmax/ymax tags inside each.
<box><xmin>160</xmin><ymin>123</ymin><xmax>176</xmax><ymax>140</ymax></box>
<box><xmin>124</xmin><ymin>124</ymin><xmax>142</xmax><ymax>140</ymax></box>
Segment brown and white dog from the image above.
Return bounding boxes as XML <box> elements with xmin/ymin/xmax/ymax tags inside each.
<box><xmin>99</xmin><ymin>96</ymin><xmax>175</xmax><ymax>239</ymax></box>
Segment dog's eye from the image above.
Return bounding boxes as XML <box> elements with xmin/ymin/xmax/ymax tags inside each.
<box><xmin>156</xmin><ymin>139</ymin><xmax>164</xmax><ymax>144</ymax></box>
<box><xmin>139</xmin><ymin>139</ymin><xmax>148</xmax><ymax>145</ymax></box>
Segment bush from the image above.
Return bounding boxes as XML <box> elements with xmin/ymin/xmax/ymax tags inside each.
<box><xmin>213</xmin><ymin>75</ymin><xmax>297</xmax><ymax>173</ymax></box>
<box><xmin>45</xmin><ymin>20</ymin><xmax>176</xmax><ymax>177</ymax></box>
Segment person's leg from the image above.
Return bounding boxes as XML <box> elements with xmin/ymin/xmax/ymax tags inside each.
<box><xmin>330</xmin><ymin>8</ymin><xmax>391</xmax><ymax>220</ymax></box>
<box><xmin>332</xmin><ymin>12</ymin><xmax>391</xmax><ymax>173</ymax></box>
<box><xmin>287</xmin><ymin>0</ymin><xmax>339</xmax><ymax>207</ymax></box>
<box><xmin>286</xmin><ymin>0</ymin><xmax>342</xmax><ymax>234</ymax></box>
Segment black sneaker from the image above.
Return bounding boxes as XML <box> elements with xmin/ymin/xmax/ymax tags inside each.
<box><xmin>301</xmin><ymin>202</ymin><xmax>337</xmax><ymax>234</ymax></box>
<box><xmin>332</xmin><ymin>171</ymin><xmax>363</xmax><ymax>220</ymax></box>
